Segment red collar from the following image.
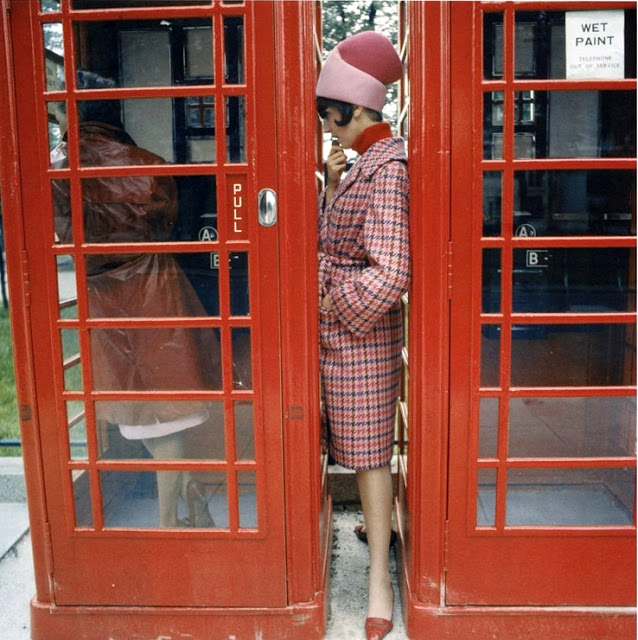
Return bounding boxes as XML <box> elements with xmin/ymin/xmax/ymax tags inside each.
<box><xmin>352</xmin><ymin>122</ymin><xmax>393</xmax><ymax>155</ymax></box>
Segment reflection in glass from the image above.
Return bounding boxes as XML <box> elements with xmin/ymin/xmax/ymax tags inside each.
<box><xmin>185</xmin><ymin>27</ymin><xmax>214</xmax><ymax>80</ymax></box>
<box><xmin>74</xmin><ymin>19</ymin><xmax>213</xmax><ymax>87</ymax></box>
<box><xmin>48</xmin><ymin>104</ymin><xmax>65</xmax><ymax>154</ymax></box>
<box><xmin>235</xmin><ymin>401</ymin><xmax>254</xmax><ymax>460</ymax></box>
<box><xmin>513</xmin><ymin>170</ymin><xmax>636</xmax><ymax>237</ymax></box>
<box><xmin>90</xmin><ymin>328</ymin><xmax>222</xmax><ymax>391</ymax></box>
<box><xmin>482</xmin><ymin>248</ymin><xmax>501</xmax><ymax>313</ymax></box>
<box><xmin>74</xmin><ymin>97</ymin><xmax>218</xmax><ymax>166</ymax></box>
<box><xmin>224</xmin><ymin>16</ymin><xmax>244</xmax><ymax>84</ymax></box>
<box><xmin>42</xmin><ymin>0</ymin><xmax>60</xmax><ymax>12</ymax></box>
<box><xmin>67</xmin><ymin>401</ymin><xmax>88</xmax><ymax>460</ymax></box>
<box><xmin>57</xmin><ymin>255</ymin><xmax>77</xmax><ymax>317</ymax></box>
<box><xmin>72</xmin><ymin>470</ymin><xmax>93</xmax><ymax>528</ymax></box>
<box><xmin>511</xmin><ymin>323</ymin><xmax>636</xmax><ymax>387</ymax></box>
<box><xmin>509</xmin><ymin>396</ymin><xmax>637</xmax><ymax>458</ymax></box>
<box><xmin>480</xmin><ymin>327</ymin><xmax>500</xmax><ymax>388</ymax></box>
<box><xmin>226</xmin><ymin>96</ymin><xmax>246</xmax><ymax>163</ymax></box>
<box><xmin>43</xmin><ymin>26</ymin><xmax>64</xmax><ymax>91</ymax></box>
<box><xmin>546</xmin><ymin>91</ymin><xmax>636</xmax><ymax>159</ymax></box>
<box><xmin>96</xmin><ymin>401</ymin><xmax>225</xmax><ymax>460</ymax></box>
<box><xmin>483</xmin><ymin>172</ymin><xmax>502</xmax><ymax>236</ymax></box>
<box><xmin>61</xmin><ymin>329</ymin><xmax>82</xmax><ymax>391</ymax></box>
<box><xmin>478</xmin><ymin>397</ymin><xmax>498</xmax><ymax>459</ymax></box>
<box><xmin>506</xmin><ymin>467</ymin><xmax>634</xmax><ymax>526</ymax></box>
<box><xmin>232</xmin><ymin>328</ymin><xmax>252</xmax><ymax>389</ymax></box>
<box><xmin>513</xmin><ymin>248</ymin><xmax>635</xmax><ymax>313</ymax></box>
<box><xmin>100</xmin><ymin>470</ymin><xmax>227</xmax><ymax>529</ymax></box>
<box><xmin>477</xmin><ymin>467</ymin><xmax>497</xmax><ymax>527</ymax></box>
<box><xmin>238</xmin><ymin>470</ymin><xmax>257</xmax><ymax>528</ymax></box>
<box><xmin>229</xmin><ymin>252</ymin><xmax>249</xmax><ymax>316</ymax></box>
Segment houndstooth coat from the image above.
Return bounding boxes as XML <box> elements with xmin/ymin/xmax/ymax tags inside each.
<box><xmin>318</xmin><ymin>136</ymin><xmax>410</xmax><ymax>470</ymax></box>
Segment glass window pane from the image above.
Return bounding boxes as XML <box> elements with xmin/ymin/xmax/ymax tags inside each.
<box><xmin>61</xmin><ymin>329</ymin><xmax>82</xmax><ymax>391</ymax></box>
<box><xmin>96</xmin><ymin>400</ymin><xmax>225</xmax><ymax>460</ymax></box>
<box><xmin>513</xmin><ymin>170</ymin><xmax>636</xmax><ymax>237</ymax></box>
<box><xmin>513</xmin><ymin>248</ymin><xmax>635</xmax><ymax>313</ymax></box>
<box><xmin>481</xmin><ymin>326</ymin><xmax>500</xmax><ymax>388</ymax></box>
<box><xmin>483</xmin><ymin>13</ymin><xmax>504</xmax><ymax>80</ymax></box>
<box><xmin>73</xmin><ymin>20</ymin><xmax>213</xmax><ymax>87</ymax></box>
<box><xmin>226</xmin><ymin>96</ymin><xmax>246</xmax><ymax>163</ymax></box>
<box><xmin>482</xmin><ymin>248</ymin><xmax>501</xmax><ymax>313</ymax></box>
<box><xmin>72</xmin><ymin>97</ymin><xmax>217</xmax><ymax>166</ymax></box>
<box><xmin>42</xmin><ymin>0</ymin><xmax>60</xmax><ymax>12</ymax></box>
<box><xmin>514</xmin><ymin>10</ymin><xmax>636</xmax><ymax>80</ymax></box>
<box><xmin>511</xmin><ymin>323</ymin><xmax>636</xmax><ymax>387</ymax></box>
<box><xmin>72</xmin><ymin>470</ymin><xmax>93</xmax><ymax>528</ymax></box>
<box><xmin>235</xmin><ymin>400</ymin><xmax>254</xmax><ymax>460</ymax></box>
<box><xmin>224</xmin><ymin>16</ymin><xmax>244</xmax><ymax>84</ymax></box>
<box><xmin>545</xmin><ymin>91</ymin><xmax>635</xmax><ymax>159</ymax></box>
<box><xmin>229</xmin><ymin>252</ymin><xmax>249</xmax><ymax>316</ymax></box>
<box><xmin>483</xmin><ymin>172</ymin><xmax>502</xmax><ymax>236</ymax></box>
<box><xmin>477</xmin><ymin>467</ymin><xmax>497</xmax><ymax>527</ymax></box>
<box><xmin>100</xmin><ymin>470</ymin><xmax>227</xmax><ymax>529</ymax></box>
<box><xmin>90</xmin><ymin>328</ymin><xmax>222</xmax><ymax>390</ymax></box>
<box><xmin>75</xmin><ymin>174</ymin><xmax>217</xmax><ymax>244</ymax></box>
<box><xmin>48</xmin><ymin>103</ymin><xmax>65</xmax><ymax>156</ymax></box>
<box><xmin>44</xmin><ymin>25</ymin><xmax>64</xmax><ymax>91</ymax></box>
<box><xmin>85</xmin><ymin>253</ymin><xmax>219</xmax><ymax>318</ymax></box>
<box><xmin>509</xmin><ymin>396</ymin><xmax>636</xmax><ymax>458</ymax></box>
<box><xmin>232</xmin><ymin>328</ymin><xmax>252</xmax><ymax>390</ymax></box>
<box><xmin>67</xmin><ymin>401</ymin><xmax>87</xmax><ymax>460</ymax></box>
<box><xmin>237</xmin><ymin>470</ymin><xmax>257</xmax><ymax>528</ymax></box>
<box><xmin>479</xmin><ymin>397</ymin><xmax>498</xmax><ymax>459</ymax></box>
<box><xmin>57</xmin><ymin>255</ymin><xmax>77</xmax><ymax>317</ymax></box>
<box><xmin>506</xmin><ymin>467</ymin><xmax>635</xmax><ymax>526</ymax></box>
<box><xmin>185</xmin><ymin>27</ymin><xmax>214</xmax><ymax>80</ymax></box>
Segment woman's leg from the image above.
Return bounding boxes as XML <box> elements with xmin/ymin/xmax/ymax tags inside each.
<box><xmin>357</xmin><ymin>465</ymin><xmax>394</xmax><ymax>621</ymax></box>
<box><xmin>143</xmin><ymin>432</ymin><xmax>186</xmax><ymax>528</ymax></box>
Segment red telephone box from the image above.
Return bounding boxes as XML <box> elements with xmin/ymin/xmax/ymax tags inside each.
<box><xmin>395</xmin><ymin>2</ymin><xmax>636</xmax><ymax>638</ymax></box>
<box><xmin>0</xmin><ymin>1</ymin><xmax>329</xmax><ymax>638</ymax></box>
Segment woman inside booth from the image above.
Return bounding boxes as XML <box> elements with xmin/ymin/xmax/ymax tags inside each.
<box><xmin>51</xmin><ymin>70</ymin><xmax>220</xmax><ymax>530</ymax></box>
<box><xmin>316</xmin><ymin>32</ymin><xmax>410</xmax><ymax>640</ymax></box>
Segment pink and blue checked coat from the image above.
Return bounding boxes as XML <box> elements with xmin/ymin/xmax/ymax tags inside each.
<box><xmin>319</xmin><ymin>136</ymin><xmax>410</xmax><ymax>470</ymax></box>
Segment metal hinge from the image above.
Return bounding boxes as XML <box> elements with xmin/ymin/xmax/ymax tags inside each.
<box><xmin>446</xmin><ymin>241</ymin><xmax>453</xmax><ymax>299</ymax></box>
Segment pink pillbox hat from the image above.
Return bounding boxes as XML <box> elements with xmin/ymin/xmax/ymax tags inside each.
<box><xmin>316</xmin><ymin>31</ymin><xmax>403</xmax><ymax>113</ymax></box>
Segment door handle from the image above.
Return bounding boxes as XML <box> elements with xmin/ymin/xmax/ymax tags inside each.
<box><xmin>258</xmin><ymin>188</ymin><xmax>277</xmax><ymax>227</ymax></box>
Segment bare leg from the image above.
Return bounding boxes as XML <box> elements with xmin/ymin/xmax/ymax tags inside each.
<box><xmin>143</xmin><ymin>432</ymin><xmax>186</xmax><ymax>528</ymax></box>
<box><xmin>357</xmin><ymin>466</ymin><xmax>394</xmax><ymax>621</ymax></box>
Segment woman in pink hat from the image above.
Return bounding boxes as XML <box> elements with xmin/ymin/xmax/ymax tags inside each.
<box><xmin>316</xmin><ymin>31</ymin><xmax>410</xmax><ymax>640</ymax></box>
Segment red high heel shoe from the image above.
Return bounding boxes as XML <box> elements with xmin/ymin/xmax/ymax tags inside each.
<box><xmin>365</xmin><ymin>589</ymin><xmax>394</xmax><ymax>640</ymax></box>
<box><xmin>365</xmin><ymin>616</ymin><xmax>393</xmax><ymax>640</ymax></box>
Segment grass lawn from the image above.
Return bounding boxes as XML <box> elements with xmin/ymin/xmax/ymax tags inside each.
<box><xmin>0</xmin><ymin>306</ymin><xmax>20</xmax><ymax>455</ymax></box>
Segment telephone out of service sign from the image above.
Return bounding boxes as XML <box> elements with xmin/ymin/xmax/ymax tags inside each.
<box><xmin>565</xmin><ymin>10</ymin><xmax>624</xmax><ymax>80</ymax></box>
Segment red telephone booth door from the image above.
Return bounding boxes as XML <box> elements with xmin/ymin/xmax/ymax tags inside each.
<box><xmin>11</xmin><ymin>0</ymin><xmax>286</xmax><ymax>608</ymax></box>
<box><xmin>446</xmin><ymin>2</ymin><xmax>636</xmax><ymax>606</ymax></box>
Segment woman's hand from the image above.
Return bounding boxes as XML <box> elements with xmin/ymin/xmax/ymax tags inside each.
<box><xmin>321</xmin><ymin>294</ymin><xmax>333</xmax><ymax>310</ymax></box>
<box><xmin>325</xmin><ymin>144</ymin><xmax>347</xmax><ymax>202</ymax></box>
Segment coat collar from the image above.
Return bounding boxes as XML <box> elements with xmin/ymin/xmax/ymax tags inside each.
<box><xmin>336</xmin><ymin>136</ymin><xmax>406</xmax><ymax>197</ymax></box>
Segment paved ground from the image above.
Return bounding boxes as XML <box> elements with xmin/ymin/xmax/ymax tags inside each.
<box><xmin>0</xmin><ymin>459</ymin><xmax>408</xmax><ymax>640</ymax></box>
